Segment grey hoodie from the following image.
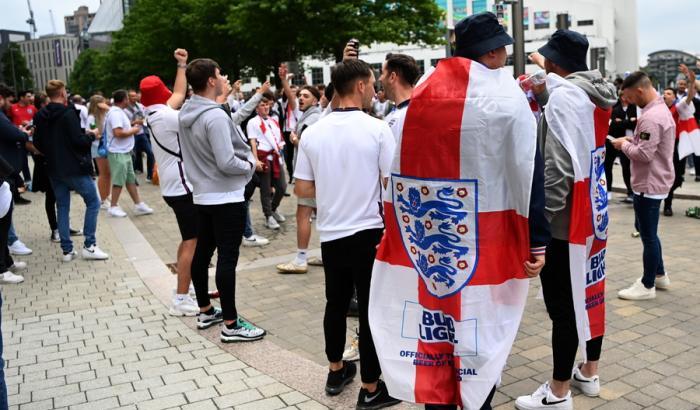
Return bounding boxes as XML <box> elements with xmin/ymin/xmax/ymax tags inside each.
<box><xmin>536</xmin><ymin>70</ymin><xmax>617</xmax><ymax>240</ymax></box>
<box><xmin>178</xmin><ymin>94</ymin><xmax>255</xmax><ymax>199</ymax></box>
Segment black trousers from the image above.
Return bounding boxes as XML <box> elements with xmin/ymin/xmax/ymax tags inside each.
<box><xmin>45</xmin><ymin>185</ymin><xmax>57</xmax><ymax>231</ymax></box>
<box><xmin>424</xmin><ymin>386</ymin><xmax>496</xmax><ymax>410</ymax></box>
<box><xmin>0</xmin><ymin>202</ymin><xmax>14</xmax><ymax>272</ymax></box>
<box><xmin>244</xmin><ymin>166</ymin><xmax>286</xmax><ymax>217</ymax></box>
<box><xmin>540</xmin><ymin>239</ymin><xmax>603</xmax><ymax>382</ymax></box>
<box><xmin>322</xmin><ymin>228</ymin><xmax>383</xmax><ymax>383</ymax></box>
<box><xmin>282</xmin><ymin>131</ymin><xmax>294</xmax><ymax>181</ymax></box>
<box><xmin>665</xmin><ymin>140</ymin><xmax>684</xmax><ymax>210</ymax></box>
<box><xmin>191</xmin><ymin>202</ymin><xmax>246</xmax><ymax>321</ymax></box>
<box><xmin>604</xmin><ymin>140</ymin><xmax>632</xmax><ymax>196</ymax></box>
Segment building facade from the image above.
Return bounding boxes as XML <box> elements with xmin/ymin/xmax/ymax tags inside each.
<box><xmin>239</xmin><ymin>0</ymin><xmax>638</xmax><ymax>91</ymax></box>
<box><xmin>18</xmin><ymin>35</ymin><xmax>80</xmax><ymax>90</ymax></box>
<box><xmin>0</xmin><ymin>30</ymin><xmax>31</xmax><ymax>85</ymax></box>
<box><xmin>646</xmin><ymin>50</ymin><xmax>700</xmax><ymax>88</ymax></box>
<box><xmin>64</xmin><ymin>6</ymin><xmax>96</xmax><ymax>36</ymax></box>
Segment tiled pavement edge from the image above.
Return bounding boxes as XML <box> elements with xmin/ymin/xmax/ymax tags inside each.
<box><xmin>1</xmin><ymin>191</ymin><xmax>332</xmax><ymax>410</ymax></box>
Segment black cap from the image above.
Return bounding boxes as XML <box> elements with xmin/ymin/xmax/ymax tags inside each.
<box><xmin>538</xmin><ymin>29</ymin><xmax>589</xmax><ymax>73</ymax></box>
<box><xmin>454</xmin><ymin>12</ymin><xmax>513</xmax><ymax>60</ymax></box>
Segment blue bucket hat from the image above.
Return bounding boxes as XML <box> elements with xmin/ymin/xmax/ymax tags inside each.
<box><xmin>454</xmin><ymin>12</ymin><xmax>514</xmax><ymax>60</ymax></box>
<box><xmin>538</xmin><ymin>29</ymin><xmax>589</xmax><ymax>73</ymax></box>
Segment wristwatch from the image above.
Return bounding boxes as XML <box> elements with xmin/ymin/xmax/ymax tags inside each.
<box><xmin>177</xmin><ymin>63</ymin><xmax>187</xmax><ymax>69</ymax></box>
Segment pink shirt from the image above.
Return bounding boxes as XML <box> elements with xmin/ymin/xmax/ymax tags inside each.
<box><xmin>622</xmin><ymin>96</ymin><xmax>676</xmax><ymax>196</ymax></box>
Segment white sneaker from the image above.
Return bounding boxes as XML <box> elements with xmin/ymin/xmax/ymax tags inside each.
<box><xmin>342</xmin><ymin>335</ymin><xmax>360</xmax><ymax>362</ymax></box>
<box><xmin>655</xmin><ymin>274</ymin><xmax>670</xmax><ymax>290</ymax></box>
<box><xmin>275</xmin><ymin>261</ymin><xmax>308</xmax><ymax>274</ymax></box>
<box><xmin>515</xmin><ymin>382</ymin><xmax>572</xmax><ymax>410</ymax></box>
<box><xmin>617</xmin><ymin>278</ymin><xmax>655</xmax><ymax>300</ymax></box>
<box><xmin>266</xmin><ymin>215</ymin><xmax>280</xmax><ymax>230</ymax></box>
<box><xmin>9</xmin><ymin>240</ymin><xmax>32</xmax><ymax>255</ymax></box>
<box><xmin>100</xmin><ymin>200</ymin><xmax>110</xmax><ymax>210</ymax></box>
<box><xmin>169</xmin><ymin>295</ymin><xmax>199</xmax><ymax>316</ymax></box>
<box><xmin>0</xmin><ymin>271</ymin><xmax>24</xmax><ymax>284</ymax></box>
<box><xmin>133</xmin><ymin>202</ymin><xmax>153</xmax><ymax>216</ymax></box>
<box><xmin>51</xmin><ymin>230</ymin><xmax>60</xmax><ymax>242</ymax></box>
<box><xmin>9</xmin><ymin>261</ymin><xmax>27</xmax><ymax>271</ymax></box>
<box><xmin>62</xmin><ymin>250</ymin><xmax>77</xmax><ymax>262</ymax></box>
<box><xmin>82</xmin><ymin>245</ymin><xmax>109</xmax><ymax>260</ymax></box>
<box><xmin>571</xmin><ymin>364</ymin><xmax>600</xmax><ymax>397</ymax></box>
<box><xmin>108</xmin><ymin>206</ymin><xmax>127</xmax><ymax>218</ymax></box>
<box><xmin>242</xmin><ymin>235</ymin><xmax>270</xmax><ymax>247</ymax></box>
<box><xmin>271</xmin><ymin>211</ymin><xmax>286</xmax><ymax>222</ymax></box>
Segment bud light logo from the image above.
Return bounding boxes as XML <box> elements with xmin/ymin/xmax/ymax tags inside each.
<box><xmin>420</xmin><ymin>310</ymin><xmax>458</xmax><ymax>344</ymax></box>
<box><xmin>586</xmin><ymin>249</ymin><xmax>606</xmax><ymax>287</ymax></box>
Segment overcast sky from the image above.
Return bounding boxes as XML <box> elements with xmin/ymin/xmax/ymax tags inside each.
<box><xmin>2</xmin><ymin>0</ymin><xmax>698</xmax><ymax>67</ymax></box>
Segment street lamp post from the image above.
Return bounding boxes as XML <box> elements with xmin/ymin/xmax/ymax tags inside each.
<box><xmin>498</xmin><ymin>0</ymin><xmax>525</xmax><ymax>77</ymax></box>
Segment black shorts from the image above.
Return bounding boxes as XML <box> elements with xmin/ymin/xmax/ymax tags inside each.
<box><xmin>163</xmin><ymin>193</ymin><xmax>198</xmax><ymax>241</ymax></box>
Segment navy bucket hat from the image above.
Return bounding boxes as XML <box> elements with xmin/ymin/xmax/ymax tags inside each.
<box><xmin>454</xmin><ymin>12</ymin><xmax>514</xmax><ymax>60</ymax></box>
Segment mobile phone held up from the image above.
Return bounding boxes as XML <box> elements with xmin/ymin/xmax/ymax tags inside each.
<box><xmin>350</xmin><ymin>38</ymin><xmax>360</xmax><ymax>57</ymax></box>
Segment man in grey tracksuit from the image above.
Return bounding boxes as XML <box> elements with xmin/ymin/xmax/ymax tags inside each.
<box><xmin>515</xmin><ymin>30</ymin><xmax>617</xmax><ymax>410</ymax></box>
<box><xmin>178</xmin><ymin>58</ymin><xmax>265</xmax><ymax>343</ymax></box>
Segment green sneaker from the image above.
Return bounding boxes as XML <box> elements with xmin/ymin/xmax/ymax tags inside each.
<box><xmin>220</xmin><ymin>317</ymin><xmax>266</xmax><ymax>343</ymax></box>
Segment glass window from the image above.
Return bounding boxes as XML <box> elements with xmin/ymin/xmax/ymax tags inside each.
<box><xmin>431</xmin><ymin>58</ymin><xmax>443</xmax><ymax>67</ymax></box>
<box><xmin>311</xmin><ymin>67</ymin><xmax>324</xmax><ymax>85</ymax></box>
<box><xmin>472</xmin><ymin>0</ymin><xmax>487</xmax><ymax>14</ymax></box>
<box><xmin>534</xmin><ymin>11</ymin><xmax>550</xmax><ymax>29</ymax></box>
<box><xmin>523</xmin><ymin>7</ymin><xmax>529</xmax><ymax>30</ymax></box>
<box><xmin>578</xmin><ymin>19</ymin><xmax>593</xmax><ymax>26</ymax></box>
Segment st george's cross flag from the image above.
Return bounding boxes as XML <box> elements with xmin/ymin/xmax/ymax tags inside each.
<box><xmin>675</xmin><ymin>99</ymin><xmax>700</xmax><ymax>159</ymax></box>
<box><xmin>543</xmin><ymin>73</ymin><xmax>611</xmax><ymax>360</ymax></box>
<box><xmin>368</xmin><ymin>58</ymin><xmax>538</xmax><ymax>408</ymax></box>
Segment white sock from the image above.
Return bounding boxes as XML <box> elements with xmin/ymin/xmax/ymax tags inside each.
<box><xmin>294</xmin><ymin>249</ymin><xmax>308</xmax><ymax>265</ymax></box>
<box><xmin>175</xmin><ymin>293</ymin><xmax>188</xmax><ymax>302</ymax></box>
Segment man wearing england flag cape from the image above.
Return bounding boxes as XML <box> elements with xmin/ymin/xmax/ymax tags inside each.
<box><xmin>369</xmin><ymin>12</ymin><xmax>550</xmax><ymax>410</ymax></box>
<box><xmin>516</xmin><ymin>31</ymin><xmax>617</xmax><ymax>410</ymax></box>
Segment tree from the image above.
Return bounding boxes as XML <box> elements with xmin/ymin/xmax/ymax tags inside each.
<box><xmin>1</xmin><ymin>43</ymin><xmax>34</xmax><ymax>92</ymax></box>
<box><xmin>69</xmin><ymin>49</ymin><xmax>104</xmax><ymax>96</ymax></box>
<box><xmin>226</xmin><ymin>0</ymin><xmax>445</xmax><ymax>79</ymax></box>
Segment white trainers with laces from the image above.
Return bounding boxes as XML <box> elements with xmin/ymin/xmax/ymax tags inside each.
<box><xmin>342</xmin><ymin>335</ymin><xmax>360</xmax><ymax>362</ymax></box>
<box><xmin>134</xmin><ymin>202</ymin><xmax>154</xmax><ymax>216</ymax></box>
<box><xmin>62</xmin><ymin>250</ymin><xmax>77</xmax><ymax>262</ymax></box>
<box><xmin>169</xmin><ymin>295</ymin><xmax>199</xmax><ymax>316</ymax></box>
<box><xmin>617</xmin><ymin>278</ymin><xmax>656</xmax><ymax>300</ymax></box>
<box><xmin>654</xmin><ymin>273</ymin><xmax>670</xmax><ymax>290</ymax></box>
<box><xmin>9</xmin><ymin>240</ymin><xmax>32</xmax><ymax>255</ymax></box>
<box><xmin>9</xmin><ymin>261</ymin><xmax>27</xmax><ymax>271</ymax></box>
<box><xmin>266</xmin><ymin>215</ymin><xmax>280</xmax><ymax>230</ymax></box>
<box><xmin>100</xmin><ymin>200</ymin><xmax>110</xmax><ymax>210</ymax></box>
<box><xmin>515</xmin><ymin>382</ymin><xmax>572</xmax><ymax>410</ymax></box>
<box><xmin>571</xmin><ymin>364</ymin><xmax>600</xmax><ymax>397</ymax></box>
<box><xmin>242</xmin><ymin>235</ymin><xmax>270</xmax><ymax>247</ymax></box>
<box><xmin>271</xmin><ymin>211</ymin><xmax>286</xmax><ymax>222</ymax></box>
<box><xmin>82</xmin><ymin>245</ymin><xmax>109</xmax><ymax>260</ymax></box>
<box><xmin>0</xmin><ymin>271</ymin><xmax>24</xmax><ymax>284</ymax></box>
<box><xmin>276</xmin><ymin>261</ymin><xmax>308</xmax><ymax>274</ymax></box>
<box><xmin>108</xmin><ymin>206</ymin><xmax>127</xmax><ymax>218</ymax></box>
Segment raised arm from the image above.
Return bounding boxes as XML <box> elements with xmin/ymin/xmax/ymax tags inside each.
<box><xmin>167</xmin><ymin>49</ymin><xmax>189</xmax><ymax>109</ymax></box>
<box><xmin>278</xmin><ymin>64</ymin><xmax>296</xmax><ymax>111</ymax></box>
<box><xmin>680</xmin><ymin>64</ymin><xmax>696</xmax><ymax>103</ymax></box>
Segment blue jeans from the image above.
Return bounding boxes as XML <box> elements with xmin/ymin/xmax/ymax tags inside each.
<box><xmin>49</xmin><ymin>176</ymin><xmax>100</xmax><ymax>253</ymax></box>
<box><xmin>243</xmin><ymin>200</ymin><xmax>254</xmax><ymax>238</ymax></box>
<box><xmin>7</xmin><ymin>224</ymin><xmax>16</xmax><ymax>246</ymax></box>
<box><xmin>133</xmin><ymin>134</ymin><xmax>155</xmax><ymax>179</ymax></box>
<box><xmin>0</xmin><ymin>293</ymin><xmax>8</xmax><ymax>410</ymax></box>
<box><xmin>633</xmin><ymin>194</ymin><xmax>666</xmax><ymax>288</ymax></box>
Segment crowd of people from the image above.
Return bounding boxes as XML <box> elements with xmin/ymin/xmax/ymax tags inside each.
<box><xmin>0</xmin><ymin>9</ymin><xmax>699</xmax><ymax>410</ymax></box>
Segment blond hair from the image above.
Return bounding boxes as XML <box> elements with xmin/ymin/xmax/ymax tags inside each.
<box><xmin>88</xmin><ymin>94</ymin><xmax>108</xmax><ymax>133</ymax></box>
<box><xmin>45</xmin><ymin>80</ymin><xmax>65</xmax><ymax>99</ymax></box>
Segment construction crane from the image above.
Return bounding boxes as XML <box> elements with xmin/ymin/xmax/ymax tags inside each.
<box><xmin>26</xmin><ymin>0</ymin><xmax>37</xmax><ymax>38</ymax></box>
<box><xmin>49</xmin><ymin>9</ymin><xmax>57</xmax><ymax>34</ymax></box>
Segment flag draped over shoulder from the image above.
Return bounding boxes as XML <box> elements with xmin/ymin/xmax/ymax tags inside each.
<box><xmin>677</xmin><ymin>102</ymin><xmax>700</xmax><ymax>159</ymax></box>
<box><xmin>368</xmin><ymin>58</ymin><xmax>537</xmax><ymax>408</ymax></box>
<box><xmin>543</xmin><ymin>73</ymin><xmax>610</xmax><ymax>361</ymax></box>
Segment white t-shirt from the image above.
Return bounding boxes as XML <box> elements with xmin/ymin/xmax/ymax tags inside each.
<box><xmin>384</xmin><ymin>100</ymin><xmax>409</xmax><ymax>143</ymax></box>
<box><xmin>105</xmin><ymin>106</ymin><xmax>134</xmax><ymax>153</ymax></box>
<box><xmin>146</xmin><ymin>104</ymin><xmax>194</xmax><ymax>197</ymax></box>
<box><xmin>0</xmin><ymin>181</ymin><xmax>11</xmax><ymax>219</ymax></box>
<box><xmin>676</xmin><ymin>98</ymin><xmax>696</xmax><ymax>120</ymax></box>
<box><xmin>246</xmin><ymin>115</ymin><xmax>284</xmax><ymax>160</ymax></box>
<box><xmin>294</xmin><ymin>110</ymin><xmax>396</xmax><ymax>242</ymax></box>
<box><xmin>75</xmin><ymin>104</ymin><xmax>89</xmax><ymax>129</ymax></box>
<box><xmin>282</xmin><ymin>99</ymin><xmax>301</xmax><ymax>132</ymax></box>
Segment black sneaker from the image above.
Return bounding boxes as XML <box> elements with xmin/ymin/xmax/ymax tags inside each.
<box><xmin>663</xmin><ymin>207</ymin><xmax>673</xmax><ymax>217</ymax></box>
<box><xmin>15</xmin><ymin>196</ymin><xmax>31</xmax><ymax>205</ymax></box>
<box><xmin>356</xmin><ymin>380</ymin><xmax>401</xmax><ymax>410</ymax></box>
<box><xmin>197</xmin><ymin>307</ymin><xmax>223</xmax><ymax>329</ymax></box>
<box><xmin>325</xmin><ymin>361</ymin><xmax>357</xmax><ymax>396</ymax></box>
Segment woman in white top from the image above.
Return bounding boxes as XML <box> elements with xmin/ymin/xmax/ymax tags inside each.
<box><xmin>88</xmin><ymin>95</ymin><xmax>111</xmax><ymax>207</ymax></box>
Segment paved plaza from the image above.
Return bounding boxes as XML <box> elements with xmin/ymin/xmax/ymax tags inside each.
<box><xmin>2</xmin><ymin>165</ymin><xmax>700</xmax><ymax>409</ymax></box>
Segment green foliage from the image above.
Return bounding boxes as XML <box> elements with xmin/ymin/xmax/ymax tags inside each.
<box><xmin>77</xmin><ymin>0</ymin><xmax>444</xmax><ymax>93</ymax></box>
<box><xmin>69</xmin><ymin>49</ymin><xmax>103</xmax><ymax>96</ymax></box>
<box><xmin>1</xmin><ymin>43</ymin><xmax>34</xmax><ymax>92</ymax></box>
